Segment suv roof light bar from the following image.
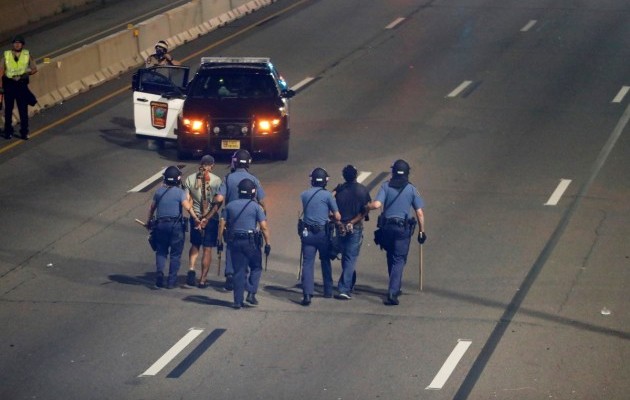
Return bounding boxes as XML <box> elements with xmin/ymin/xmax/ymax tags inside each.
<box><xmin>201</xmin><ymin>57</ymin><xmax>270</xmax><ymax>64</ymax></box>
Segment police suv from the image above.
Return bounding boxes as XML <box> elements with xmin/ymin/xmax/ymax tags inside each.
<box><xmin>132</xmin><ymin>57</ymin><xmax>295</xmax><ymax>160</ymax></box>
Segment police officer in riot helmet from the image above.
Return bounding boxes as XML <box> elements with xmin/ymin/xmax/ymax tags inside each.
<box><xmin>298</xmin><ymin>167</ymin><xmax>341</xmax><ymax>306</ymax></box>
<box><xmin>146</xmin><ymin>166</ymin><xmax>201</xmax><ymax>288</ymax></box>
<box><xmin>367</xmin><ymin>159</ymin><xmax>426</xmax><ymax>305</ymax></box>
<box><xmin>332</xmin><ymin>165</ymin><xmax>371</xmax><ymax>299</ymax></box>
<box><xmin>219</xmin><ymin>178</ymin><xmax>270</xmax><ymax>309</ymax></box>
<box><xmin>214</xmin><ymin>149</ymin><xmax>266</xmax><ymax>291</ymax></box>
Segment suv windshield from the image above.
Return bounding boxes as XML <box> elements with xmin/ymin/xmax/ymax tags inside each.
<box><xmin>188</xmin><ymin>70</ymin><xmax>278</xmax><ymax>100</ymax></box>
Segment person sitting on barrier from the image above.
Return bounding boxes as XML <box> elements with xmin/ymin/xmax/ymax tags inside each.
<box><xmin>146</xmin><ymin>40</ymin><xmax>180</xmax><ymax>67</ymax></box>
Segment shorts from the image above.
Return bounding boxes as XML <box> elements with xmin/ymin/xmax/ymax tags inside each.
<box><xmin>189</xmin><ymin>217</ymin><xmax>219</xmax><ymax>247</ymax></box>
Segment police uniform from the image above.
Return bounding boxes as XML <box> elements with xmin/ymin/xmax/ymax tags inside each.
<box><xmin>147</xmin><ymin>166</ymin><xmax>198</xmax><ymax>289</ymax></box>
<box><xmin>299</xmin><ymin>168</ymin><xmax>340</xmax><ymax>306</ymax></box>
<box><xmin>183</xmin><ymin>155</ymin><xmax>222</xmax><ymax>287</ymax></box>
<box><xmin>216</xmin><ymin>150</ymin><xmax>266</xmax><ymax>289</ymax></box>
<box><xmin>0</xmin><ymin>35</ymin><xmax>37</xmax><ymax>140</ymax></box>
<box><xmin>373</xmin><ymin>160</ymin><xmax>425</xmax><ymax>305</ymax></box>
<box><xmin>333</xmin><ymin>165</ymin><xmax>371</xmax><ymax>299</ymax></box>
<box><xmin>222</xmin><ymin>179</ymin><xmax>269</xmax><ymax>309</ymax></box>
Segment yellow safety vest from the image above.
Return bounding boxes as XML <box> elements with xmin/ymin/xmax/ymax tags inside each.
<box><xmin>4</xmin><ymin>49</ymin><xmax>30</xmax><ymax>78</ymax></box>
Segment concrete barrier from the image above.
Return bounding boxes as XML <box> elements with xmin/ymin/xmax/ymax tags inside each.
<box><xmin>200</xmin><ymin>0</ymin><xmax>232</xmax><ymax>23</ymax></box>
<box><xmin>136</xmin><ymin>14</ymin><xmax>172</xmax><ymax>56</ymax></box>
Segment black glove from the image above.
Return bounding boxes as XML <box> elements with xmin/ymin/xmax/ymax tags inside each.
<box><xmin>417</xmin><ymin>231</ymin><xmax>427</xmax><ymax>244</ymax></box>
<box><xmin>264</xmin><ymin>244</ymin><xmax>271</xmax><ymax>256</ymax></box>
<box><xmin>216</xmin><ymin>240</ymin><xmax>224</xmax><ymax>252</ymax></box>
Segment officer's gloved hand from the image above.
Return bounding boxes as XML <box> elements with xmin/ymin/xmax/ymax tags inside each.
<box><xmin>417</xmin><ymin>231</ymin><xmax>427</xmax><ymax>244</ymax></box>
<box><xmin>264</xmin><ymin>244</ymin><xmax>271</xmax><ymax>256</ymax></box>
<box><xmin>216</xmin><ymin>240</ymin><xmax>224</xmax><ymax>252</ymax></box>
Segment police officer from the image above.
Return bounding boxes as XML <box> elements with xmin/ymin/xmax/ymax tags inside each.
<box><xmin>183</xmin><ymin>155</ymin><xmax>222</xmax><ymax>288</ymax></box>
<box><xmin>145</xmin><ymin>40</ymin><xmax>181</xmax><ymax>67</ymax></box>
<box><xmin>332</xmin><ymin>165</ymin><xmax>371</xmax><ymax>300</ymax></box>
<box><xmin>299</xmin><ymin>167</ymin><xmax>341</xmax><ymax>306</ymax></box>
<box><xmin>146</xmin><ymin>166</ymin><xmax>201</xmax><ymax>289</ymax></box>
<box><xmin>219</xmin><ymin>178</ymin><xmax>270</xmax><ymax>309</ymax></box>
<box><xmin>214</xmin><ymin>149</ymin><xmax>266</xmax><ymax>291</ymax></box>
<box><xmin>0</xmin><ymin>35</ymin><xmax>37</xmax><ymax>140</ymax></box>
<box><xmin>367</xmin><ymin>159</ymin><xmax>426</xmax><ymax>305</ymax></box>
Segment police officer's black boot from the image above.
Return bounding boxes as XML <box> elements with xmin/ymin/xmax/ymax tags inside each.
<box><xmin>246</xmin><ymin>292</ymin><xmax>258</xmax><ymax>306</ymax></box>
<box><xmin>301</xmin><ymin>294</ymin><xmax>312</xmax><ymax>306</ymax></box>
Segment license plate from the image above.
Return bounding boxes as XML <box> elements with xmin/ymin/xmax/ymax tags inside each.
<box><xmin>221</xmin><ymin>140</ymin><xmax>240</xmax><ymax>150</ymax></box>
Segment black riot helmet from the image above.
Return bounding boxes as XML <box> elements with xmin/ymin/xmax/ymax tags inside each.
<box><xmin>237</xmin><ymin>178</ymin><xmax>257</xmax><ymax>199</ymax></box>
<box><xmin>231</xmin><ymin>149</ymin><xmax>252</xmax><ymax>169</ymax></box>
<box><xmin>342</xmin><ymin>164</ymin><xmax>358</xmax><ymax>183</ymax></box>
<box><xmin>391</xmin><ymin>159</ymin><xmax>410</xmax><ymax>177</ymax></box>
<box><xmin>163</xmin><ymin>166</ymin><xmax>182</xmax><ymax>186</ymax></box>
<box><xmin>12</xmin><ymin>35</ymin><xmax>25</xmax><ymax>45</ymax></box>
<box><xmin>310</xmin><ymin>167</ymin><xmax>329</xmax><ymax>187</ymax></box>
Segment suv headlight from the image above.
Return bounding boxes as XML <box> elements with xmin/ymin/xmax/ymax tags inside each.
<box><xmin>182</xmin><ymin>118</ymin><xmax>207</xmax><ymax>134</ymax></box>
<box><xmin>256</xmin><ymin>118</ymin><xmax>281</xmax><ymax>134</ymax></box>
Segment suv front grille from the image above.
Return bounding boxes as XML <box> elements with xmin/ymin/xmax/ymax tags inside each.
<box><xmin>211</xmin><ymin>119</ymin><xmax>251</xmax><ymax>137</ymax></box>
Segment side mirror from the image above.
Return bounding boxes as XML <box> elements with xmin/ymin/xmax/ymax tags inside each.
<box><xmin>282</xmin><ymin>89</ymin><xmax>296</xmax><ymax>99</ymax></box>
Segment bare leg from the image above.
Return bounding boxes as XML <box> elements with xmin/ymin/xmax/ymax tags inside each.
<box><xmin>200</xmin><ymin>247</ymin><xmax>213</xmax><ymax>284</ymax></box>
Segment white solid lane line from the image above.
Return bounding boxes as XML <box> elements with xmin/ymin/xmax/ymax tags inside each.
<box><xmin>291</xmin><ymin>77</ymin><xmax>316</xmax><ymax>92</ymax></box>
<box><xmin>447</xmin><ymin>81</ymin><xmax>473</xmax><ymax>98</ymax></box>
<box><xmin>612</xmin><ymin>86</ymin><xmax>630</xmax><ymax>103</ymax></box>
<box><xmin>139</xmin><ymin>328</ymin><xmax>204</xmax><ymax>377</ymax></box>
<box><xmin>426</xmin><ymin>340</ymin><xmax>472</xmax><ymax>390</ymax></box>
<box><xmin>128</xmin><ymin>168</ymin><xmax>167</xmax><ymax>193</ymax></box>
<box><xmin>520</xmin><ymin>20</ymin><xmax>537</xmax><ymax>32</ymax></box>
<box><xmin>544</xmin><ymin>179</ymin><xmax>572</xmax><ymax>206</ymax></box>
<box><xmin>385</xmin><ymin>17</ymin><xmax>405</xmax><ymax>30</ymax></box>
<box><xmin>357</xmin><ymin>171</ymin><xmax>371</xmax><ymax>184</ymax></box>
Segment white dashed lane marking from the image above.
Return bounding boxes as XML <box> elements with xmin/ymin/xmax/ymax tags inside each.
<box><xmin>446</xmin><ymin>81</ymin><xmax>473</xmax><ymax>98</ymax></box>
<box><xmin>520</xmin><ymin>20</ymin><xmax>537</xmax><ymax>32</ymax></box>
<box><xmin>426</xmin><ymin>340</ymin><xmax>472</xmax><ymax>390</ymax></box>
<box><xmin>385</xmin><ymin>17</ymin><xmax>405</xmax><ymax>30</ymax></box>
<box><xmin>139</xmin><ymin>328</ymin><xmax>204</xmax><ymax>377</ymax></box>
<box><xmin>544</xmin><ymin>179</ymin><xmax>572</xmax><ymax>206</ymax></box>
<box><xmin>612</xmin><ymin>86</ymin><xmax>630</xmax><ymax>103</ymax></box>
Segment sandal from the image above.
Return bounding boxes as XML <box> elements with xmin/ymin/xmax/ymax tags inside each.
<box><xmin>197</xmin><ymin>281</ymin><xmax>209</xmax><ymax>288</ymax></box>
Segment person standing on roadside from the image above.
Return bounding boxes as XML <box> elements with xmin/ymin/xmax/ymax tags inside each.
<box><xmin>183</xmin><ymin>155</ymin><xmax>222</xmax><ymax>288</ymax></box>
<box><xmin>0</xmin><ymin>35</ymin><xmax>37</xmax><ymax>140</ymax></box>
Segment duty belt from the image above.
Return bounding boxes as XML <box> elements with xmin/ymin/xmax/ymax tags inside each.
<box><xmin>157</xmin><ymin>216</ymin><xmax>179</xmax><ymax>222</ymax></box>
<box><xmin>306</xmin><ymin>223</ymin><xmax>326</xmax><ymax>233</ymax></box>
<box><xmin>233</xmin><ymin>231</ymin><xmax>255</xmax><ymax>239</ymax></box>
<box><xmin>384</xmin><ymin>217</ymin><xmax>406</xmax><ymax>227</ymax></box>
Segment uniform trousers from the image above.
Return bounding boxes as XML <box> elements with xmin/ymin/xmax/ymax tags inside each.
<box><xmin>154</xmin><ymin>220</ymin><xmax>185</xmax><ymax>286</ymax></box>
<box><xmin>337</xmin><ymin>226</ymin><xmax>362</xmax><ymax>294</ymax></box>
<box><xmin>230</xmin><ymin>237</ymin><xmax>262</xmax><ymax>305</ymax></box>
<box><xmin>301</xmin><ymin>229</ymin><xmax>333</xmax><ymax>296</ymax></box>
<box><xmin>3</xmin><ymin>77</ymin><xmax>31</xmax><ymax>135</ymax></box>
<box><xmin>382</xmin><ymin>223</ymin><xmax>412</xmax><ymax>296</ymax></box>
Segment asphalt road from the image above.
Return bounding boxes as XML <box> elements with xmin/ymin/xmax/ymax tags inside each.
<box><xmin>1</xmin><ymin>0</ymin><xmax>629</xmax><ymax>399</ymax></box>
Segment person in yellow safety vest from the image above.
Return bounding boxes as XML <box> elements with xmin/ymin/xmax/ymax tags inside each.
<box><xmin>0</xmin><ymin>35</ymin><xmax>38</xmax><ymax>140</ymax></box>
